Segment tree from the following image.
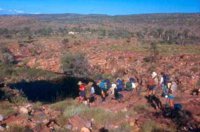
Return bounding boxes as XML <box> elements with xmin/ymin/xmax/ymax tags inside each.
<box><xmin>36</xmin><ymin>27</ymin><xmax>53</xmax><ymax>36</ymax></box>
<box><xmin>0</xmin><ymin>48</ymin><xmax>16</xmax><ymax>65</ymax></box>
<box><xmin>149</xmin><ymin>42</ymin><xmax>159</xmax><ymax>63</ymax></box>
<box><xmin>20</xmin><ymin>27</ymin><xmax>31</xmax><ymax>37</ymax></box>
<box><xmin>61</xmin><ymin>53</ymin><xmax>91</xmax><ymax>78</ymax></box>
<box><xmin>157</xmin><ymin>28</ymin><xmax>164</xmax><ymax>39</ymax></box>
<box><xmin>62</xmin><ymin>38</ymin><xmax>69</xmax><ymax>45</ymax></box>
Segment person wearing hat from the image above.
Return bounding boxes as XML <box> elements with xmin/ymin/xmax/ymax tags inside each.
<box><xmin>151</xmin><ymin>72</ymin><xmax>159</xmax><ymax>95</ymax></box>
<box><xmin>97</xmin><ymin>79</ymin><xmax>107</xmax><ymax>102</ymax></box>
<box><xmin>78</xmin><ymin>81</ymin><xmax>86</xmax><ymax>103</ymax></box>
<box><xmin>109</xmin><ymin>83</ymin><xmax>117</xmax><ymax>95</ymax></box>
<box><xmin>87</xmin><ymin>82</ymin><xmax>96</xmax><ymax>105</ymax></box>
<box><xmin>124</xmin><ymin>78</ymin><xmax>133</xmax><ymax>91</ymax></box>
<box><xmin>147</xmin><ymin>74</ymin><xmax>157</xmax><ymax>96</ymax></box>
<box><xmin>167</xmin><ymin>81</ymin><xmax>175</xmax><ymax>109</ymax></box>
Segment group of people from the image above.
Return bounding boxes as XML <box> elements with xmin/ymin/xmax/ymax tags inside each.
<box><xmin>146</xmin><ymin>72</ymin><xmax>177</xmax><ymax>108</ymax></box>
<box><xmin>77</xmin><ymin>71</ymin><xmax>178</xmax><ymax>109</ymax></box>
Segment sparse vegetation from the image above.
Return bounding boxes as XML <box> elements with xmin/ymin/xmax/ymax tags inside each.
<box><xmin>6</xmin><ymin>125</ymin><xmax>27</xmax><ymax>132</ymax></box>
<box><xmin>141</xmin><ymin>120</ymin><xmax>162</xmax><ymax>132</ymax></box>
<box><xmin>0</xmin><ymin>101</ymin><xmax>15</xmax><ymax>116</ymax></box>
<box><xmin>141</xmin><ymin>120</ymin><xmax>176</xmax><ymax>132</ymax></box>
<box><xmin>110</xmin><ymin>123</ymin><xmax>132</xmax><ymax>132</ymax></box>
<box><xmin>0</xmin><ymin>13</ymin><xmax>199</xmax><ymax>132</ymax></box>
<box><xmin>9</xmin><ymin>92</ymin><xmax>28</xmax><ymax>105</ymax></box>
<box><xmin>0</xmin><ymin>62</ymin><xmax>59</xmax><ymax>82</ymax></box>
<box><xmin>62</xmin><ymin>52</ymin><xmax>91</xmax><ymax>78</ymax></box>
<box><xmin>63</xmin><ymin>104</ymin><xmax>89</xmax><ymax>119</ymax></box>
<box><xmin>134</xmin><ymin>104</ymin><xmax>149</xmax><ymax>113</ymax></box>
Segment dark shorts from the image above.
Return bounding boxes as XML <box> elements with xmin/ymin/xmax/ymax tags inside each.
<box><xmin>149</xmin><ymin>85</ymin><xmax>156</xmax><ymax>90</ymax></box>
<box><xmin>89</xmin><ymin>96</ymin><xmax>95</xmax><ymax>103</ymax></box>
<box><xmin>101</xmin><ymin>89</ymin><xmax>107</xmax><ymax>93</ymax></box>
<box><xmin>79</xmin><ymin>91</ymin><xmax>86</xmax><ymax>97</ymax></box>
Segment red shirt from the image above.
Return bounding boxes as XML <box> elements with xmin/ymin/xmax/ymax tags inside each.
<box><xmin>79</xmin><ymin>84</ymin><xmax>85</xmax><ymax>91</ymax></box>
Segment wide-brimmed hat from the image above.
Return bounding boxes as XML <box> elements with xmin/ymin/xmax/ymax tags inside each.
<box><xmin>151</xmin><ymin>72</ymin><xmax>157</xmax><ymax>78</ymax></box>
<box><xmin>111</xmin><ymin>83</ymin><xmax>117</xmax><ymax>88</ymax></box>
<box><xmin>78</xmin><ymin>81</ymin><xmax>83</xmax><ymax>85</ymax></box>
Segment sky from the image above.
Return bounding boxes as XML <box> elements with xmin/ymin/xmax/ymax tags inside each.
<box><xmin>0</xmin><ymin>0</ymin><xmax>200</xmax><ymax>15</ymax></box>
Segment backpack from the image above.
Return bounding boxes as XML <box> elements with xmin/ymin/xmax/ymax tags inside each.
<box><xmin>126</xmin><ymin>81</ymin><xmax>132</xmax><ymax>90</ymax></box>
<box><xmin>99</xmin><ymin>81</ymin><xmax>107</xmax><ymax>90</ymax></box>
<box><xmin>174</xmin><ymin>104</ymin><xmax>182</xmax><ymax>111</ymax></box>
<box><xmin>117</xmin><ymin>79</ymin><xmax>124</xmax><ymax>91</ymax></box>
<box><xmin>114</xmin><ymin>88</ymin><xmax>123</xmax><ymax>100</ymax></box>
<box><xmin>129</xmin><ymin>78</ymin><xmax>135</xmax><ymax>83</ymax></box>
<box><xmin>91</xmin><ymin>87</ymin><xmax>95</xmax><ymax>94</ymax></box>
<box><xmin>104</xmin><ymin>79</ymin><xmax>111</xmax><ymax>90</ymax></box>
<box><xmin>148</xmin><ymin>78</ymin><xmax>156</xmax><ymax>86</ymax></box>
<box><xmin>163</xmin><ymin>74</ymin><xmax>170</xmax><ymax>85</ymax></box>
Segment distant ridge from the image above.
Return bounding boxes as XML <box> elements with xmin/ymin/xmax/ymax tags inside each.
<box><xmin>0</xmin><ymin>11</ymin><xmax>200</xmax><ymax>17</ymax></box>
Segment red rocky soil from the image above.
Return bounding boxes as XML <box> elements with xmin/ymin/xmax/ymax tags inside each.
<box><xmin>1</xmin><ymin>38</ymin><xmax>200</xmax><ymax>131</ymax></box>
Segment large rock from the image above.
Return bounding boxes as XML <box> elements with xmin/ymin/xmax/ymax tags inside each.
<box><xmin>0</xmin><ymin>115</ymin><xmax>3</xmax><ymax>121</ymax></box>
<box><xmin>19</xmin><ymin>107</ymin><xmax>28</xmax><ymax>114</ymax></box>
<box><xmin>0</xmin><ymin>126</ymin><xmax>4</xmax><ymax>131</ymax></box>
<box><xmin>81</xmin><ymin>127</ymin><xmax>90</xmax><ymax>132</ymax></box>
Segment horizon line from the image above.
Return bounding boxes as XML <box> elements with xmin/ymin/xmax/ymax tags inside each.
<box><xmin>0</xmin><ymin>12</ymin><xmax>200</xmax><ymax>17</ymax></box>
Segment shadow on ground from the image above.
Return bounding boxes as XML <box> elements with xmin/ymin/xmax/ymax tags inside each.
<box><xmin>8</xmin><ymin>77</ymin><xmax>101</xmax><ymax>103</ymax></box>
<box><xmin>145</xmin><ymin>95</ymin><xmax>163</xmax><ymax>110</ymax></box>
<box><xmin>145</xmin><ymin>95</ymin><xmax>200</xmax><ymax>131</ymax></box>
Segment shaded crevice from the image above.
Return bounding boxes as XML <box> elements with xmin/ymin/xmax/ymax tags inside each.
<box><xmin>8</xmin><ymin>77</ymin><xmax>100</xmax><ymax>103</ymax></box>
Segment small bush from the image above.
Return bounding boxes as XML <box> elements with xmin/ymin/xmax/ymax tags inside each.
<box><xmin>62</xmin><ymin>38</ymin><xmax>70</xmax><ymax>46</ymax></box>
<box><xmin>9</xmin><ymin>91</ymin><xmax>28</xmax><ymax>105</ymax></box>
<box><xmin>50</xmin><ymin>99</ymin><xmax>76</xmax><ymax>112</ymax></box>
<box><xmin>80</xmin><ymin>108</ymin><xmax>118</xmax><ymax>125</ymax></box>
<box><xmin>0</xmin><ymin>102</ymin><xmax>15</xmax><ymax>116</ymax></box>
<box><xmin>63</xmin><ymin>104</ymin><xmax>89</xmax><ymax>119</ymax></box>
<box><xmin>110</xmin><ymin>123</ymin><xmax>132</xmax><ymax>132</ymax></box>
<box><xmin>32</xmin><ymin>101</ymin><xmax>42</xmax><ymax>110</ymax></box>
<box><xmin>134</xmin><ymin>104</ymin><xmax>149</xmax><ymax>113</ymax></box>
<box><xmin>141</xmin><ymin>120</ymin><xmax>161</xmax><ymax>132</ymax></box>
<box><xmin>0</xmin><ymin>48</ymin><xmax>16</xmax><ymax>65</ymax></box>
<box><xmin>7</xmin><ymin>125</ymin><xmax>27</xmax><ymax>132</ymax></box>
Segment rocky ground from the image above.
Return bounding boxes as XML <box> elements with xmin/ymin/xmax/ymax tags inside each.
<box><xmin>0</xmin><ymin>37</ymin><xmax>200</xmax><ymax>131</ymax></box>
<box><xmin>0</xmin><ymin>87</ymin><xmax>199</xmax><ymax>132</ymax></box>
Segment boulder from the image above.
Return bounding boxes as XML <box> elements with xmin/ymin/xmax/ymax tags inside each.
<box><xmin>65</xmin><ymin>123</ymin><xmax>73</xmax><ymax>130</ymax></box>
<box><xmin>0</xmin><ymin>115</ymin><xmax>4</xmax><ymax>121</ymax></box>
<box><xmin>81</xmin><ymin>127</ymin><xmax>90</xmax><ymax>132</ymax></box>
<box><xmin>0</xmin><ymin>126</ymin><xmax>4</xmax><ymax>131</ymax></box>
<box><xmin>19</xmin><ymin>107</ymin><xmax>28</xmax><ymax>114</ymax></box>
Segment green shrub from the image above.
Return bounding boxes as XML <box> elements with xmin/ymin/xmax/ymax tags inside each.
<box><xmin>141</xmin><ymin>120</ymin><xmax>161</xmax><ymax>132</ymax></box>
<box><xmin>134</xmin><ymin>104</ymin><xmax>149</xmax><ymax>113</ymax></box>
<box><xmin>111</xmin><ymin>123</ymin><xmax>132</xmax><ymax>132</ymax></box>
<box><xmin>61</xmin><ymin>52</ymin><xmax>91</xmax><ymax>78</ymax></box>
<box><xmin>63</xmin><ymin>104</ymin><xmax>89</xmax><ymax>119</ymax></box>
<box><xmin>9</xmin><ymin>90</ymin><xmax>28</xmax><ymax>105</ymax></box>
<box><xmin>50</xmin><ymin>99</ymin><xmax>76</xmax><ymax>111</ymax></box>
<box><xmin>140</xmin><ymin>120</ymin><xmax>176</xmax><ymax>132</ymax></box>
<box><xmin>0</xmin><ymin>102</ymin><xmax>15</xmax><ymax>116</ymax></box>
<box><xmin>0</xmin><ymin>62</ymin><xmax>58</xmax><ymax>82</ymax></box>
<box><xmin>79</xmin><ymin>108</ymin><xmax>128</xmax><ymax>125</ymax></box>
<box><xmin>6</xmin><ymin>125</ymin><xmax>26</xmax><ymax>132</ymax></box>
<box><xmin>32</xmin><ymin>101</ymin><xmax>42</xmax><ymax>110</ymax></box>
